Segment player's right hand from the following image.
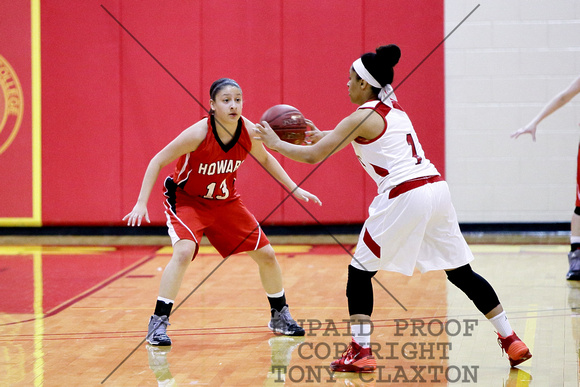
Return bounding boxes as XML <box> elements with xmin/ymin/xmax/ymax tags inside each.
<box><xmin>123</xmin><ymin>203</ymin><xmax>150</xmax><ymax>227</ymax></box>
<box><xmin>511</xmin><ymin>123</ymin><xmax>537</xmax><ymax>141</ymax></box>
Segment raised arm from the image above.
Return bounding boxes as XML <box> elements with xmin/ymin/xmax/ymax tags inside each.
<box><xmin>512</xmin><ymin>75</ymin><xmax>580</xmax><ymax>141</ymax></box>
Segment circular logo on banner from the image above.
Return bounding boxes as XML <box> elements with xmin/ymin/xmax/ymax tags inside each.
<box><xmin>0</xmin><ymin>55</ymin><xmax>24</xmax><ymax>155</ymax></box>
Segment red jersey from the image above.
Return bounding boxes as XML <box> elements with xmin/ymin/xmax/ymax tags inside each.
<box><xmin>171</xmin><ymin>116</ymin><xmax>251</xmax><ymax>202</ymax></box>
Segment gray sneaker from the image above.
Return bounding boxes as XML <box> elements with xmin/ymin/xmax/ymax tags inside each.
<box><xmin>268</xmin><ymin>306</ymin><xmax>305</xmax><ymax>336</ymax></box>
<box><xmin>147</xmin><ymin>315</ymin><xmax>172</xmax><ymax>346</ymax></box>
<box><xmin>567</xmin><ymin>250</ymin><xmax>580</xmax><ymax>281</ymax></box>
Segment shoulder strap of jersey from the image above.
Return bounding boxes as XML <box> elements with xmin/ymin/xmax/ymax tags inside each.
<box><xmin>358</xmin><ymin>100</ymin><xmax>380</xmax><ymax>110</ymax></box>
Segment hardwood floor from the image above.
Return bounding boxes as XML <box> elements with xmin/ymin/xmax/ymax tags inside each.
<box><xmin>0</xmin><ymin>237</ymin><xmax>576</xmax><ymax>386</ymax></box>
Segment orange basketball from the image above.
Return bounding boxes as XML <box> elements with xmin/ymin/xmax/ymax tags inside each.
<box><xmin>260</xmin><ymin>104</ymin><xmax>307</xmax><ymax>145</ymax></box>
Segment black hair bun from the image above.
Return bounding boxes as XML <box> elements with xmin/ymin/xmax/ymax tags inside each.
<box><xmin>376</xmin><ymin>44</ymin><xmax>401</xmax><ymax>67</ymax></box>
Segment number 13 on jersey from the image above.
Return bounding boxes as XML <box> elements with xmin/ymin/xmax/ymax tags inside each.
<box><xmin>204</xmin><ymin>179</ymin><xmax>230</xmax><ymax>200</ymax></box>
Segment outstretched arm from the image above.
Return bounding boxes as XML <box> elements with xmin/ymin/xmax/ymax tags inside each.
<box><xmin>245</xmin><ymin>118</ymin><xmax>322</xmax><ymax>205</ymax></box>
<box><xmin>512</xmin><ymin>75</ymin><xmax>580</xmax><ymax>141</ymax></box>
<box><xmin>255</xmin><ymin>109</ymin><xmax>381</xmax><ymax>164</ymax></box>
<box><xmin>123</xmin><ymin>122</ymin><xmax>206</xmax><ymax>226</ymax></box>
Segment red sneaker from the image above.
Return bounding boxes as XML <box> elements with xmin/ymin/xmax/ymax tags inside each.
<box><xmin>330</xmin><ymin>339</ymin><xmax>377</xmax><ymax>373</ymax></box>
<box><xmin>497</xmin><ymin>332</ymin><xmax>532</xmax><ymax>367</ymax></box>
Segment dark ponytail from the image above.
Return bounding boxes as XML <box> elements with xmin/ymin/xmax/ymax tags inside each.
<box><xmin>360</xmin><ymin>44</ymin><xmax>401</xmax><ymax>92</ymax></box>
<box><xmin>376</xmin><ymin>45</ymin><xmax>401</xmax><ymax>68</ymax></box>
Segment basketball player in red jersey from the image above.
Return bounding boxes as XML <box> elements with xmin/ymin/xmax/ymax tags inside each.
<box><xmin>512</xmin><ymin>75</ymin><xmax>580</xmax><ymax>281</ymax></box>
<box><xmin>255</xmin><ymin>45</ymin><xmax>531</xmax><ymax>371</ymax></box>
<box><xmin>124</xmin><ymin>78</ymin><xmax>321</xmax><ymax>346</ymax></box>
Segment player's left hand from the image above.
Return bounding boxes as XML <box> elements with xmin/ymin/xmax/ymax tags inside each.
<box><xmin>292</xmin><ymin>187</ymin><xmax>322</xmax><ymax>206</ymax></box>
<box><xmin>305</xmin><ymin>119</ymin><xmax>325</xmax><ymax>144</ymax></box>
<box><xmin>254</xmin><ymin>122</ymin><xmax>281</xmax><ymax>150</ymax></box>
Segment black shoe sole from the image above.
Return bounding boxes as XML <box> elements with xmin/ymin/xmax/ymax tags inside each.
<box><xmin>146</xmin><ymin>340</ymin><xmax>172</xmax><ymax>346</ymax></box>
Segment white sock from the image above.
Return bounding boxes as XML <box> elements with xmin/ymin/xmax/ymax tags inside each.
<box><xmin>157</xmin><ymin>296</ymin><xmax>174</xmax><ymax>304</ymax></box>
<box><xmin>351</xmin><ymin>322</ymin><xmax>372</xmax><ymax>348</ymax></box>
<box><xmin>489</xmin><ymin>311</ymin><xmax>513</xmax><ymax>338</ymax></box>
<box><xmin>266</xmin><ymin>289</ymin><xmax>285</xmax><ymax>298</ymax></box>
<box><xmin>571</xmin><ymin>236</ymin><xmax>580</xmax><ymax>244</ymax></box>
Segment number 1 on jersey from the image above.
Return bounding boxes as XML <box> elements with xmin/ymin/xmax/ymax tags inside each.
<box><xmin>406</xmin><ymin>133</ymin><xmax>423</xmax><ymax>165</ymax></box>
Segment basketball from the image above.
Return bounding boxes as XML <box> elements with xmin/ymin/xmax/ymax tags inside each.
<box><xmin>260</xmin><ymin>104</ymin><xmax>307</xmax><ymax>145</ymax></box>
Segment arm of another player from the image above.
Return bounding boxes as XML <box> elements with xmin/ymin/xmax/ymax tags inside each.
<box><xmin>255</xmin><ymin>109</ymin><xmax>377</xmax><ymax>164</ymax></box>
<box><xmin>244</xmin><ymin>118</ymin><xmax>322</xmax><ymax>205</ymax></box>
<box><xmin>511</xmin><ymin>75</ymin><xmax>580</xmax><ymax>141</ymax></box>
<box><xmin>123</xmin><ymin>121</ymin><xmax>207</xmax><ymax>226</ymax></box>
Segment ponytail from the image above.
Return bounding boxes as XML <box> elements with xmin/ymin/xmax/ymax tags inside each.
<box><xmin>360</xmin><ymin>44</ymin><xmax>401</xmax><ymax>90</ymax></box>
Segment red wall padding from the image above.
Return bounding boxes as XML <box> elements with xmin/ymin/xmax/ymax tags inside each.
<box><xmin>1</xmin><ymin>2</ymin><xmax>34</xmax><ymax>218</ymax></box>
<box><xmin>39</xmin><ymin>0</ymin><xmax>444</xmax><ymax>226</ymax></box>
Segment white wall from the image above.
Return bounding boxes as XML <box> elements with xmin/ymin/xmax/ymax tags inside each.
<box><xmin>445</xmin><ymin>0</ymin><xmax>580</xmax><ymax>222</ymax></box>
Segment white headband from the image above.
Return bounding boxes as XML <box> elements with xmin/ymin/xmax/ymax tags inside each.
<box><xmin>352</xmin><ymin>57</ymin><xmax>397</xmax><ymax>108</ymax></box>
<box><xmin>352</xmin><ymin>58</ymin><xmax>382</xmax><ymax>89</ymax></box>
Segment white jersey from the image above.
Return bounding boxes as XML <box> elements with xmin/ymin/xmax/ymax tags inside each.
<box><xmin>349</xmin><ymin>100</ymin><xmax>473</xmax><ymax>275</ymax></box>
<box><xmin>351</xmin><ymin>100</ymin><xmax>440</xmax><ymax>194</ymax></box>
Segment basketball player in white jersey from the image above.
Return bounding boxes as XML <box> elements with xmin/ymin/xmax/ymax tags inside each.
<box><xmin>512</xmin><ymin>75</ymin><xmax>580</xmax><ymax>281</ymax></box>
<box><xmin>255</xmin><ymin>45</ymin><xmax>531</xmax><ymax>371</ymax></box>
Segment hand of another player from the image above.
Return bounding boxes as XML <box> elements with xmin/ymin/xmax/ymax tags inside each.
<box><xmin>292</xmin><ymin>187</ymin><xmax>322</xmax><ymax>206</ymax></box>
<box><xmin>510</xmin><ymin>123</ymin><xmax>537</xmax><ymax>141</ymax></box>
<box><xmin>304</xmin><ymin>119</ymin><xmax>325</xmax><ymax>144</ymax></box>
<box><xmin>123</xmin><ymin>202</ymin><xmax>151</xmax><ymax>227</ymax></box>
<box><xmin>254</xmin><ymin>121</ymin><xmax>282</xmax><ymax>150</ymax></box>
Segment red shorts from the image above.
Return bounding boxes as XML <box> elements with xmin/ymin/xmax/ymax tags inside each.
<box><xmin>163</xmin><ymin>179</ymin><xmax>269</xmax><ymax>259</ymax></box>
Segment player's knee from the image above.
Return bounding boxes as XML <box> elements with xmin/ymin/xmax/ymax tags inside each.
<box><xmin>446</xmin><ymin>264</ymin><xmax>499</xmax><ymax>315</ymax></box>
<box><xmin>171</xmin><ymin>251</ymin><xmax>194</xmax><ymax>266</ymax></box>
<box><xmin>250</xmin><ymin>245</ymin><xmax>278</xmax><ymax>266</ymax></box>
<box><xmin>172</xmin><ymin>241</ymin><xmax>197</xmax><ymax>264</ymax></box>
<box><xmin>257</xmin><ymin>244</ymin><xmax>276</xmax><ymax>257</ymax></box>
<box><xmin>259</xmin><ymin>254</ymin><xmax>277</xmax><ymax>267</ymax></box>
<box><xmin>445</xmin><ymin>264</ymin><xmax>472</xmax><ymax>286</ymax></box>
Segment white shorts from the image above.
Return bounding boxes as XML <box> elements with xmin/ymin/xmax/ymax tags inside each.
<box><xmin>351</xmin><ymin>180</ymin><xmax>474</xmax><ymax>276</ymax></box>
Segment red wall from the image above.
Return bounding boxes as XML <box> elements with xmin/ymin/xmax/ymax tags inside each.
<box><xmin>37</xmin><ymin>0</ymin><xmax>444</xmax><ymax>226</ymax></box>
